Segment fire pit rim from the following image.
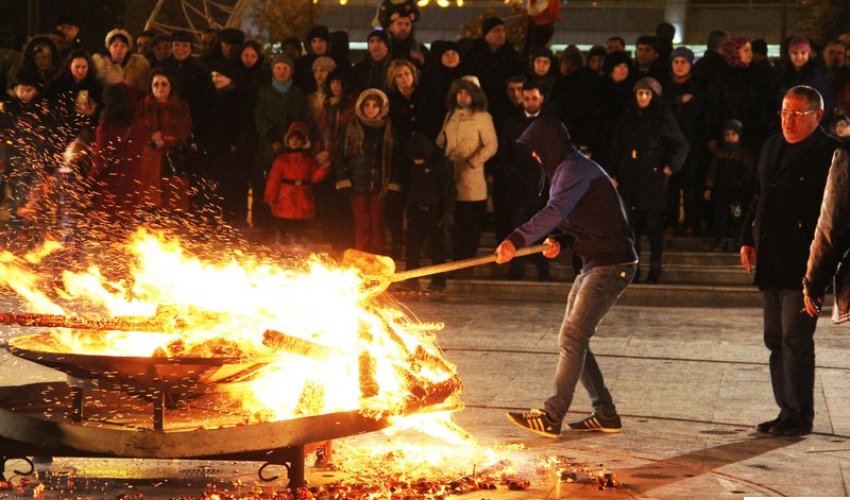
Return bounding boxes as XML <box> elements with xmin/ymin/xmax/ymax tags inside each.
<box><xmin>6</xmin><ymin>332</ymin><xmax>280</xmax><ymax>365</ymax></box>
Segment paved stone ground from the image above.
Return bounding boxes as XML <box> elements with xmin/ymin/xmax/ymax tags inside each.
<box><xmin>1</xmin><ymin>295</ymin><xmax>849</xmax><ymax>498</ymax></box>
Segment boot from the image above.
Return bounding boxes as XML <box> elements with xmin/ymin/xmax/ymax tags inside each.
<box><xmin>646</xmin><ymin>261</ymin><xmax>662</xmax><ymax>284</ymax></box>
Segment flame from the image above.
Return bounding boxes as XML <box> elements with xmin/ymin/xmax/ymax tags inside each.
<box><xmin>0</xmin><ymin>229</ymin><xmax>462</xmax><ymax>425</ymax></box>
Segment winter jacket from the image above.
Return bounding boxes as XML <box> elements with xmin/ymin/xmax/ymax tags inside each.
<box><xmin>404</xmin><ymin>132</ymin><xmax>456</xmax><ymax>214</ymax></box>
<box><xmin>254</xmin><ymin>82</ymin><xmax>307</xmax><ymax>144</ymax></box>
<box><xmin>336</xmin><ymin>89</ymin><xmax>400</xmax><ymax>196</ymax></box>
<box><xmin>92</xmin><ymin>53</ymin><xmax>151</xmax><ymax>93</ymax></box>
<box><xmin>135</xmin><ymin>94</ymin><xmax>193</xmax><ymax>208</ymax></box>
<box><xmin>742</xmin><ymin>127</ymin><xmax>841</xmax><ymax>290</ymax></box>
<box><xmin>609</xmin><ymin>102</ymin><xmax>689</xmax><ymax>211</ymax></box>
<box><xmin>436</xmin><ymin>79</ymin><xmax>498</xmax><ymax>202</ymax></box>
<box><xmin>508</xmin><ymin>117</ymin><xmax>637</xmax><ymax>271</ymax></box>
<box><xmin>264</xmin><ymin>124</ymin><xmax>329</xmax><ymax>220</ymax></box>
<box><xmin>804</xmin><ymin>146</ymin><xmax>850</xmax><ymax>322</ymax></box>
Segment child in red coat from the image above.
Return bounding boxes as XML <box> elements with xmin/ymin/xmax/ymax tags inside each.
<box><xmin>264</xmin><ymin>122</ymin><xmax>329</xmax><ymax>243</ymax></box>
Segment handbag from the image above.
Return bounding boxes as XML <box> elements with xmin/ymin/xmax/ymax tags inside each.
<box><xmin>165</xmin><ymin>134</ymin><xmax>206</xmax><ymax>176</ymax></box>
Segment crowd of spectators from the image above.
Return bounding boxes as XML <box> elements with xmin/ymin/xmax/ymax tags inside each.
<box><xmin>3</xmin><ymin>11</ymin><xmax>850</xmax><ymax>286</ymax></box>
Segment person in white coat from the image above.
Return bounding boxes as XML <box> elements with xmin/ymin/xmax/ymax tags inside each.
<box><xmin>436</xmin><ymin>75</ymin><xmax>498</xmax><ymax>266</ymax></box>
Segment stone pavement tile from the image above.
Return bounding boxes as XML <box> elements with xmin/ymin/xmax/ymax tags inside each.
<box><xmin>720</xmin><ymin>363</ymin><xmax>769</xmax><ymax>381</ymax></box>
<box><xmin>610</xmin><ymin>357</ymin><xmax>722</xmax><ymax>382</ymax></box>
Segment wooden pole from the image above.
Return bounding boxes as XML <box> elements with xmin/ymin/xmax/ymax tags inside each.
<box><xmin>388</xmin><ymin>243</ymin><xmax>552</xmax><ymax>282</ymax></box>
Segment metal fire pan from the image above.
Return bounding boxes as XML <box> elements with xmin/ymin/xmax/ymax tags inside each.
<box><xmin>0</xmin><ymin>382</ymin><xmax>392</xmax><ymax>458</ymax></box>
<box><xmin>5</xmin><ymin>332</ymin><xmax>277</xmax><ymax>395</ymax></box>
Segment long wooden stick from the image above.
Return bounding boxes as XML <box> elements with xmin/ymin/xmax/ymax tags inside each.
<box><xmin>389</xmin><ymin>243</ymin><xmax>551</xmax><ymax>282</ymax></box>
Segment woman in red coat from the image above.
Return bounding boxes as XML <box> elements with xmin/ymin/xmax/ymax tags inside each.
<box><xmin>264</xmin><ymin>121</ymin><xmax>330</xmax><ymax>243</ymax></box>
<box><xmin>135</xmin><ymin>68</ymin><xmax>192</xmax><ymax>209</ymax></box>
<box><xmin>87</xmin><ymin>84</ymin><xmax>154</xmax><ymax>217</ymax></box>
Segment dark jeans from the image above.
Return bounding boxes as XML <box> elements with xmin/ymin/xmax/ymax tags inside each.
<box><xmin>544</xmin><ymin>262</ymin><xmax>636</xmax><ymax>421</ymax></box>
<box><xmin>629</xmin><ymin>209</ymin><xmax>664</xmax><ymax>265</ymax></box>
<box><xmin>762</xmin><ymin>288</ymin><xmax>817</xmax><ymax>426</ymax></box>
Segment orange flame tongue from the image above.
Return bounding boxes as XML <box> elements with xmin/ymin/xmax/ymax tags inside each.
<box><xmin>0</xmin><ymin>229</ymin><xmax>462</xmax><ymax>424</ymax></box>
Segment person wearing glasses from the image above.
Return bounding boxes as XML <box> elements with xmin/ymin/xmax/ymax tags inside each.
<box><xmin>740</xmin><ymin>85</ymin><xmax>842</xmax><ymax>437</ymax></box>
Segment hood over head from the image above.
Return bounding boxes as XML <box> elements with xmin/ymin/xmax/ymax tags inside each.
<box><xmin>284</xmin><ymin>121</ymin><xmax>311</xmax><ymax>150</ymax></box>
<box><xmin>517</xmin><ymin>117</ymin><xmax>574</xmax><ymax>179</ymax></box>
<box><xmin>405</xmin><ymin>132</ymin><xmax>436</xmax><ymax>161</ymax></box>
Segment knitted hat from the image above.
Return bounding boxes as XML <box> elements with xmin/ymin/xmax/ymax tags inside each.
<box><xmin>312</xmin><ymin>55</ymin><xmax>336</xmax><ymax>73</ymax></box>
<box><xmin>219</xmin><ymin>28</ymin><xmax>245</xmax><ymax>45</ymax></box>
<box><xmin>633</xmin><ymin>76</ymin><xmax>662</xmax><ymax>96</ymax></box>
<box><xmin>170</xmin><ymin>30</ymin><xmax>193</xmax><ymax>43</ymax></box>
<box><xmin>105</xmin><ymin>28</ymin><xmax>132</xmax><ymax>50</ymax></box>
<box><xmin>211</xmin><ymin>59</ymin><xmax>239</xmax><ymax>80</ymax></box>
<box><xmin>481</xmin><ymin>17</ymin><xmax>505</xmax><ymax>37</ymax></box>
<box><xmin>603</xmin><ymin>50</ymin><xmax>631</xmax><ymax>75</ymax></box>
<box><xmin>788</xmin><ymin>35</ymin><xmax>811</xmax><ymax>53</ymax></box>
<box><xmin>367</xmin><ymin>28</ymin><xmax>389</xmax><ymax>46</ymax></box>
<box><xmin>306</xmin><ymin>25</ymin><xmax>330</xmax><ymax>42</ymax></box>
<box><xmin>722</xmin><ymin>119</ymin><xmax>743</xmax><ymax>135</ymax></box>
<box><xmin>271</xmin><ymin>53</ymin><xmax>294</xmax><ymax>70</ymax></box>
<box><xmin>670</xmin><ymin>46</ymin><xmax>695</xmax><ymax>65</ymax></box>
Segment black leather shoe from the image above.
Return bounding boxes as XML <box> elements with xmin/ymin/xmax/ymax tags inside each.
<box><xmin>756</xmin><ymin>417</ymin><xmax>780</xmax><ymax>433</ymax></box>
<box><xmin>769</xmin><ymin>419</ymin><xmax>812</xmax><ymax>437</ymax></box>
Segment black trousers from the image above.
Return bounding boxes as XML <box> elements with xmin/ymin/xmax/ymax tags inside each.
<box><xmin>452</xmin><ymin>200</ymin><xmax>487</xmax><ymax>261</ymax></box>
<box><xmin>628</xmin><ymin>209</ymin><xmax>664</xmax><ymax>264</ymax></box>
<box><xmin>405</xmin><ymin>205</ymin><xmax>446</xmax><ymax>273</ymax></box>
<box><xmin>762</xmin><ymin>288</ymin><xmax>817</xmax><ymax>426</ymax></box>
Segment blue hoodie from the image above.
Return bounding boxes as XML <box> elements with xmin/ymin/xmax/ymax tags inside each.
<box><xmin>508</xmin><ymin>118</ymin><xmax>638</xmax><ymax>271</ymax></box>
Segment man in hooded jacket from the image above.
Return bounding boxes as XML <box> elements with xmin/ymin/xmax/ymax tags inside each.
<box><xmin>496</xmin><ymin>117</ymin><xmax>638</xmax><ymax>437</ymax></box>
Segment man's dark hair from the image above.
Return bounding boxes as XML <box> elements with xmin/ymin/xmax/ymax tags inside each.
<box><xmin>636</xmin><ymin>35</ymin><xmax>658</xmax><ymax>51</ymax></box>
<box><xmin>136</xmin><ymin>30</ymin><xmax>155</xmax><ymax>40</ymax></box>
<box><xmin>786</xmin><ymin>85</ymin><xmax>824</xmax><ymax>110</ymax></box>
<box><xmin>521</xmin><ymin>80</ymin><xmax>544</xmax><ymax>95</ymax></box>
<box><xmin>607</xmin><ymin>36</ymin><xmax>625</xmax><ymax>47</ymax></box>
<box><xmin>707</xmin><ymin>30</ymin><xmax>730</xmax><ymax>52</ymax></box>
<box><xmin>506</xmin><ymin>75</ymin><xmax>526</xmax><ymax>86</ymax></box>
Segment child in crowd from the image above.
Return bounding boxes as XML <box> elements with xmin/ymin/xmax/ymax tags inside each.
<box><xmin>264</xmin><ymin>121</ymin><xmax>329</xmax><ymax>244</ymax></box>
<box><xmin>704</xmin><ymin>119</ymin><xmax>754</xmax><ymax>251</ymax></box>
<box><xmin>402</xmin><ymin>132</ymin><xmax>456</xmax><ymax>291</ymax></box>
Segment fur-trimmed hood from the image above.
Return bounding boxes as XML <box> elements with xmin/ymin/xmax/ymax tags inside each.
<box><xmin>355</xmin><ymin>87</ymin><xmax>389</xmax><ymax>126</ymax></box>
<box><xmin>446</xmin><ymin>77</ymin><xmax>488</xmax><ymax>112</ymax></box>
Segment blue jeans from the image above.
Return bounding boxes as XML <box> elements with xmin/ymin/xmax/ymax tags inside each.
<box><xmin>762</xmin><ymin>288</ymin><xmax>817</xmax><ymax>426</ymax></box>
<box><xmin>544</xmin><ymin>262</ymin><xmax>636</xmax><ymax>421</ymax></box>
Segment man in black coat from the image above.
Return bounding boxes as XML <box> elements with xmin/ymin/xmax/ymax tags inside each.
<box><xmin>465</xmin><ymin>17</ymin><xmax>525</xmax><ymax>135</ymax></box>
<box><xmin>496</xmin><ymin>81</ymin><xmax>552</xmax><ymax>280</ymax></box>
<box><xmin>740</xmin><ymin>85</ymin><xmax>842</xmax><ymax>437</ymax></box>
<box><xmin>158</xmin><ymin>30</ymin><xmax>214</xmax><ymax>144</ymax></box>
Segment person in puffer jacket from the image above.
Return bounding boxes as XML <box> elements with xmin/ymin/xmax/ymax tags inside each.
<box><xmin>436</xmin><ymin>75</ymin><xmax>497</xmax><ymax>265</ymax></box>
<box><xmin>265</xmin><ymin>121</ymin><xmax>329</xmax><ymax>244</ymax></box>
<box><xmin>335</xmin><ymin>88</ymin><xmax>402</xmax><ymax>253</ymax></box>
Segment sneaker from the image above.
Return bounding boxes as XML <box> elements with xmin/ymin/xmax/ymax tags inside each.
<box><xmin>567</xmin><ymin>412</ymin><xmax>622</xmax><ymax>433</ymax></box>
<box><xmin>506</xmin><ymin>409</ymin><xmax>562</xmax><ymax>438</ymax></box>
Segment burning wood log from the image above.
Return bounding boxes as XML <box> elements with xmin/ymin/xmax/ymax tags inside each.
<box><xmin>261</xmin><ymin>329</ymin><xmax>342</xmax><ymax>360</ymax></box>
<box><xmin>0</xmin><ymin>312</ymin><xmax>181</xmax><ymax>332</ymax></box>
